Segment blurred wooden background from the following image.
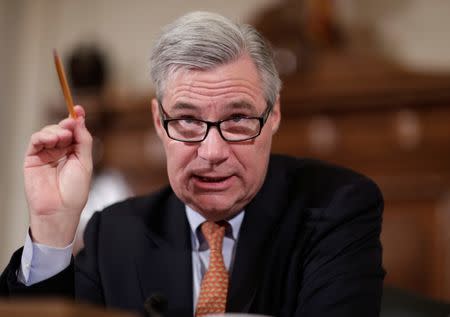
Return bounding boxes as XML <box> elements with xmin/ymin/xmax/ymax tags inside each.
<box><xmin>45</xmin><ymin>0</ymin><xmax>450</xmax><ymax>303</ymax></box>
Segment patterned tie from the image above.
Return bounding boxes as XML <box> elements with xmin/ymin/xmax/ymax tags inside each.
<box><xmin>195</xmin><ymin>221</ymin><xmax>229</xmax><ymax>316</ymax></box>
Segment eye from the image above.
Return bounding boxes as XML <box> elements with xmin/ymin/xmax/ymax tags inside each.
<box><xmin>228</xmin><ymin>114</ymin><xmax>249</xmax><ymax>122</ymax></box>
<box><xmin>177</xmin><ymin>115</ymin><xmax>199</xmax><ymax>123</ymax></box>
<box><xmin>178</xmin><ymin>118</ymin><xmax>204</xmax><ymax>128</ymax></box>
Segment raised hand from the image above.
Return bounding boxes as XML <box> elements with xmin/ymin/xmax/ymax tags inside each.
<box><xmin>24</xmin><ymin>106</ymin><xmax>93</xmax><ymax>247</ymax></box>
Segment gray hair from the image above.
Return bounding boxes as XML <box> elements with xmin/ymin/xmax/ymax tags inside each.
<box><xmin>149</xmin><ymin>11</ymin><xmax>281</xmax><ymax>107</ymax></box>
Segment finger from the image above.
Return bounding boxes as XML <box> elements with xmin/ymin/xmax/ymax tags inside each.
<box><xmin>59</xmin><ymin>105</ymin><xmax>86</xmax><ymax>129</ymax></box>
<box><xmin>59</xmin><ymin>117</ymin><xmax>77</xmax><ymax>130</ymax></box>
<box><xmin>73</xmin><ymin>105</ymin><xmax>86</xmax><ymax>118</ymax></box>
<box><xmin>49</xmin><ymin>104</ymin><xmax>92</xmax><ymax>168</ymax></box>
<box><xmin>41</xmin><ymin>124</ymin><xmax>68</xmax><ymax>135</ymax></box>
<box><xmin>41</xmin><ymin>125</ymin><xmax>73</xmax><ymax>148</ymax></box>
<box><xmin>27</xmin><ymin>128</ymin><xmax>74</xmax><ymax>155</ymax></box>
<box><xmin>38</xmin><ymin>126</ymin><xmax>73</xmax><ymax>148</ymax></box>
<box><xmin>73</xmin><ymin>116</ymin><xmax>93</xmax><ymax>172</ymax></box>
<box><xmin>27</xmin><ymin>132</ymin><xmax>45</xmax><ymax>155</ymax></box>
<box><xmin>28</xmin><ymin>131</ymin><xmax>59</xmax><ymax>155</ymax></box>
<box><xmin>24</xmin><ymin>145</ymin><xmax>75</xmax><ymax>168</ymax></box>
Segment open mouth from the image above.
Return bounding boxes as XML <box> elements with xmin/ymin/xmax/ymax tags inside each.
<box><xmin>191</xmin><ymin>174</ymin><xmax>234</xmax><ymax>190</ymax></box>
<box><xmin>194</xmin><ymin>175</ymin><xmax>230</xmax><ymax>183</ymax></box>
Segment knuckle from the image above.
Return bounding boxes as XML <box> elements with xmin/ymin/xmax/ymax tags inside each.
<box><xmin>30</xmin><ymin>132</ymin><xmax>44</xmax><ymax>143</ymax></box>
<box><xmin>43</xmin><ymin>124</ymin><xmax>58</xmax><ymax>131</ymax></box>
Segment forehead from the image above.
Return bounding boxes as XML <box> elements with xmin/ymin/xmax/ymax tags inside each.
<box><xmin>162</xmin><ymin>55</ymin><xmax>266</xmax><ymax>112</ymax></box>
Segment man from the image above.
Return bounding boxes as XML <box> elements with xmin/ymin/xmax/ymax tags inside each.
<box><xmin>0</xmin><ymin>11</ymin><xmax>384</xmax><ymax>317</ymax></box>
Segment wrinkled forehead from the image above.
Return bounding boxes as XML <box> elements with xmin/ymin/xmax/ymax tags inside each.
<box><xmin>160</xmin><ymin>56</ymin><xmax>266</xmax><ymax>114</ymax></box>
<box><xmin>166</xmin><ymin>100</ymin><xmax>263</xmax><ymax>118</ymax></box>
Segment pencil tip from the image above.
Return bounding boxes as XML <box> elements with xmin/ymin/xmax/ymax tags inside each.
<box><xmin>53</xmin><ymin>48</ymin><xmax>58</xmax><ymax>57</ymax></box>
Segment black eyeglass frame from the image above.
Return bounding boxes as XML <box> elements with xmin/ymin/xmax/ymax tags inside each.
<box><xmin>158</xmin><ymin>101</ymin><xmax>273</xmax><ymax>143</ymax></box>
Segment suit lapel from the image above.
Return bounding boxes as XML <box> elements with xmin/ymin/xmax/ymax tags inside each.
<box><xmin>133</xmin><ymin>156</ymin><xmax>296</xmax><ymax>315</ymax></box>
<box><xmin>227</xmin><ymin>157</ymin><xmax>290</xmax><ymax>313</ymax></box>
<box><xmin>134</xmin><ymin>194</ymin><xmax>193</xmax><ymax>317</ymax></box>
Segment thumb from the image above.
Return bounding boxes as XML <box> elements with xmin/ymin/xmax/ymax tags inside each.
<box><xmin>73</xmin><ymin>116</ymin><xmax>93</xmax><ymax>171</ymax></box>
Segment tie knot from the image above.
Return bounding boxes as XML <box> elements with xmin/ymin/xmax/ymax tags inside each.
<box><xmin>201</xmin><ymin>221</ymin><xmax>226</xmax><ymax>251</ymax></box>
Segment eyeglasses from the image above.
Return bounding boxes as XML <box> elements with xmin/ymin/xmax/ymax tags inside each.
<box><xmin>158</xmin><ymin>102</ymin><xmax>273</xmax><ymax>143</ymax></box>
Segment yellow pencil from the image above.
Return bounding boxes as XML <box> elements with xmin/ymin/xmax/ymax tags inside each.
<box><xmin>53</xmin><ymin>49</ymin><xmax>77</xmax><ymax>118</ymax></box>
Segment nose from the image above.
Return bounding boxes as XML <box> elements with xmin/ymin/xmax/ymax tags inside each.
<box><xmin>197</xmin><ymin>127</ymin><xmax>230</xmax><ymax>165</ymax></box>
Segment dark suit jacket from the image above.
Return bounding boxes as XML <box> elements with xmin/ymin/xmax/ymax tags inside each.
<box><xmin>0</xmin><ymin>155</ymin><xmax>385</xmax><ymax>317</ymax></box>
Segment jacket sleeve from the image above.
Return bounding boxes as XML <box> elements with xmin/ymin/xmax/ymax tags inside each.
<box><xmin>0</xmin><ymin>247</ymin><xmax>75</xmax><ymax>298</ymax></box>
<box><xmin>295</xmin><ymin>178</ymin><xmax>385</xmax><ymax>317</ymax></box>
<box><xmin>0</xmin><ymin>212</ymin><xmax>105</xmax><ymax>304</ymax></box>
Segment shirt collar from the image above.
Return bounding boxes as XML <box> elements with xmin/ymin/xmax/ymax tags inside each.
<box><xmin>185</xmin><ymin>205</ymin><xmax>245</xmax><ymax>249</ymax></box>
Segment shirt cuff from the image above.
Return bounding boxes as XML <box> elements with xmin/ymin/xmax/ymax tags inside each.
<box><xmin>18</xmin><ymin>230</ymin><xmax>73</xmax><ymax>286</ymax></box>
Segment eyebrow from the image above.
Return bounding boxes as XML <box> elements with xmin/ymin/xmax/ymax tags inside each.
<box><xmin>171</xmin><ymin>100</ymin><xmax>256</xmax><ymax>111</ymax></box>
<box><xmin>171</xmin><ymin>102</ymin><xmax>198</xmax><ymax>111</ymax></box>
<box><xmin>226</xmin><ymin>101</ymin><xmax>256</xmax><ymax>112</ymax></box>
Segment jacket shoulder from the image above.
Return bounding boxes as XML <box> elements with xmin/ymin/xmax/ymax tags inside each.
<box><xmin>269</xmin><ymin>154</ymin><xmax>383</xmax><ymax>209</ymax></box>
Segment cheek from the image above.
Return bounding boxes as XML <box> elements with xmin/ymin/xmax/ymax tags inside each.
<box><xmin>236</xmin><ymin>138</ymin><xmax>272</xmax><ymax>184</ymax></box>
<box><xmin>165</xmin><ymin>142</ymin><xmax>195</xmax><ymax>181</ymax></box>
<box><xmin>252</xmin><ymin>136</ymin><xmax>272</xmax><ymax>178</ymax></box>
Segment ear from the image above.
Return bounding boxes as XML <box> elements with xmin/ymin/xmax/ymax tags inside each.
<box><xmin>151</xmin><ymin>98</ymin><xmax>165</xmax><ymax>140</ymax></box>
<box><xmin>269</xmin><ymin>95</ymin><xmax>281</xmax><ymax>135</ymax></box>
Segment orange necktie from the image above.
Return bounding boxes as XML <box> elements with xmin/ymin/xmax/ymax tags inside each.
<box><xmin>195</xmin><ymin>221</ymin><xmax>229</xmax><ymax>316</ymax></box>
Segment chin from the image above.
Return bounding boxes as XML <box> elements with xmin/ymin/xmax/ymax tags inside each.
<box><xmin>196</xmin><ymin>208</ymin><xmax>239</xmax><ymax>222</ymax></box>
<box><xmin>189</xmin><ymin>196</ymin><xmax>244</xmax><ymax>221</ymax></box>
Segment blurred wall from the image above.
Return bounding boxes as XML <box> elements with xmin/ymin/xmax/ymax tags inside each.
<box><xmin>0</xmin><ymin>0</ymin><xmax>7</xmax><ymax>263</ymax></box>
<box><xmin>0</xmin><ymin>0</ymin><xmax>47</xmax><ymax>269</ymax></box>
<box><xmin>337</xmin><ymin>0</ymin><xmax>450</xmax><ymax>72</ymax></box>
